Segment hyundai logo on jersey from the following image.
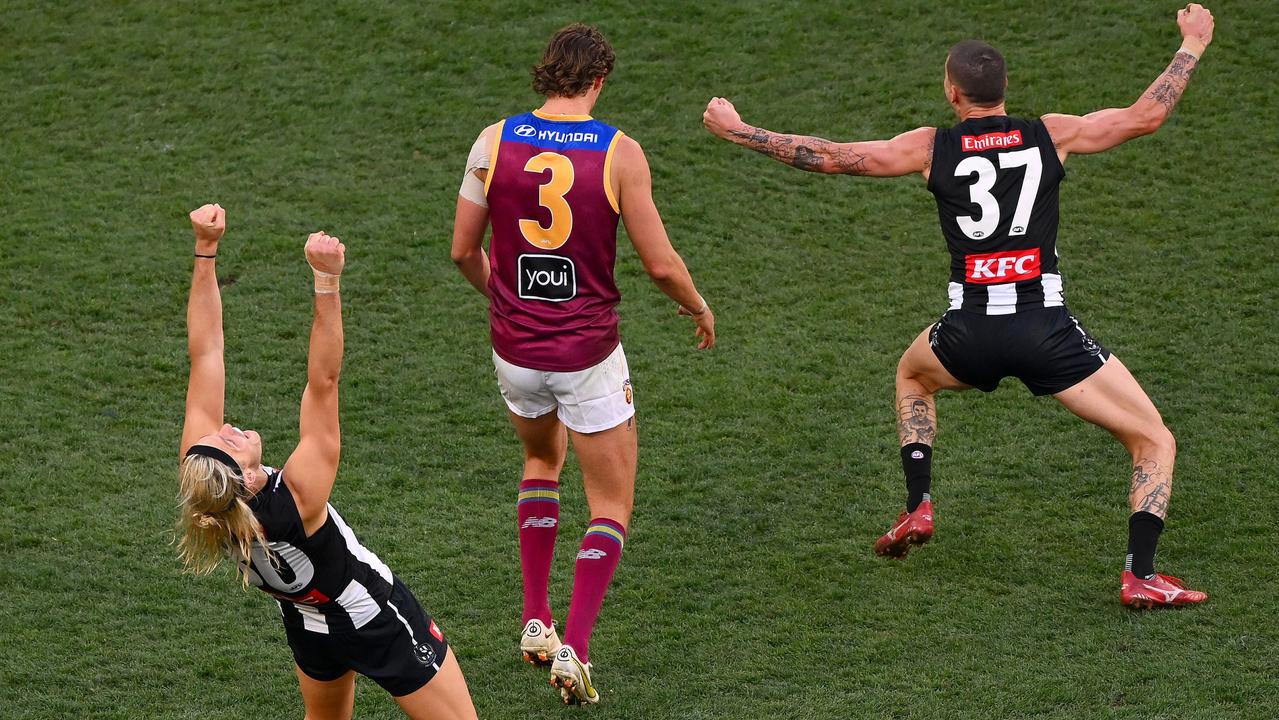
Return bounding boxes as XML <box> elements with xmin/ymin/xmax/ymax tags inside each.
<box><xmin>513</xmin><ymin>124</ymin><xmax>536</xmax><ymax>137</ymax></box>
<box><xmin>518</xmin><ymin>254</ymin><xmax>576</xmax><ymax>302</ymax></box>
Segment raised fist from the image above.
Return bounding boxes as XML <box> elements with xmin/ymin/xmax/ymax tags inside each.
<box><xmin>703</xmin><ymin>97</ymin><xmax>744</xmax><ymax>140</ymax></box>
<box><xmin>305</xmin><ymin>231</ymin><xmax>346</xmax><ymax>276</ymax></box>
<box><xmin>189</xmin><ymin>204</ymin><xmax>225</xmax><ymax>246</ymax></box>
<box><xmin>1178</xmin><ymin>4</ymin><xmax>1214</xmax><ymax>47</ymax></box>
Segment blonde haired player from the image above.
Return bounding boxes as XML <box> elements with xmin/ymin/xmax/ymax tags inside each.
<box><xmin>178</xmin><ymin>204</ymin><xmax>477</xmax><ymax>719</ymax></box>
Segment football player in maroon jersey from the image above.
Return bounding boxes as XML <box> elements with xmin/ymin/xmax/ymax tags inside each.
<box><xmin>451</xmin><ymin>24</ymin><xmax>716</xmax><ymax>703</ymax></box>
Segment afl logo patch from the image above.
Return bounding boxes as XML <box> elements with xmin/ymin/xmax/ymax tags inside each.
<box><xmin>623</xmin><ymin>379</ymin><xmax>633</xmax><ymax>405</ymax></box>
<box><xmin>513</xmin><ymin>124</ymin><xmax>536</xmax><ymax>137</ymax></box>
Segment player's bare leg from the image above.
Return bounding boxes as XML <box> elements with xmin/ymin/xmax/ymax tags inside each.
<box><xmin>394</xmin><ymin>650</ymin><xmax>479</xmax><ymax>720</ymax></box>
<box><xmin>509</xmin><ymin>411</ymin><xmax>568</xmax><ymax>664</ymax></box>
<box><xmin>1053</xmin><ymin>356</ymin><xmax>1206</xmax><ymax>607</ymax></box>
<box><xmin>1053</xmin><ymin>356</ymin><xmax>1176</xmax><ymax>515</ymax></box>
<box><xmin>511</xmin><ymin>410</ymin><xmax>569</xmax><ymax>481</ymax></box>
<box><xmin>876</xmin><ymin>326</ymin><xmax>969</xmax><ymax>558</ymax></box>
<box><xmin>549</xmin><ymin>418</ymin><xmax>637</xmax><ymax>704</ymax></box>
<box><xmin>296</xmin><ymin>667</ymin><xmax>356</xmax><ymax>720</ymax></box>
<box><xmin>571</xmin><ymin>418</ymin><xmax>637</xmax><ymax>527</ymax></box>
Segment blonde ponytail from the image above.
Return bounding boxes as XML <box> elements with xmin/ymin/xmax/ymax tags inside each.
<box><xmin>177</xmin><ymin>454</ymin><xmax>266</xmax><ymax>588</ymax></box>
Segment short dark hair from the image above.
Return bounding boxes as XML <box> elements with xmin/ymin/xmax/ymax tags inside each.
<box><xmin>531</xmin><ymin>24</ymin><xmax>615</xmax><ymax>98</ymax></box>
<box><xmin>946</xmin><ymin>40</ymin><xmax>1006</xmax><ymax>107</ymax></box>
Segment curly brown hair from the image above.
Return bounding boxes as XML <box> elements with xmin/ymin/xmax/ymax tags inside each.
<box><xmin>531</xmin><ymin>24</ymin><xmax>615</xmax><ymax>98</ymax></box>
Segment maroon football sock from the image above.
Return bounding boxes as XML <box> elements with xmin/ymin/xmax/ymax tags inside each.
<box><xmin>517</xmin><ymin>479</ymin><xmax>560</xmax><ymax>625</ymax></box>
<box><xmin>562</xmin><ymin>518</ymin><xmax>627</xmax><ymax>662</ymax></box>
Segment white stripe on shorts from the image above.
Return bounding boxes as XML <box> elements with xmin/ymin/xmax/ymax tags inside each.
<box><xmin>388</xmin><ymin>600</ymin><xmax>441</xmax><ymax>671</ymax></box>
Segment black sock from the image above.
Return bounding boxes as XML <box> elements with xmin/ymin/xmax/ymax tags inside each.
<box><xmin>1126</xmin><ymin>511</ymin><xmax>1165</xmax><ymax>578</ymax></box>
<box><xmin>901</xmin><ymin>443</ymin><xmax>932</xmax><ymax>512</ymax></box>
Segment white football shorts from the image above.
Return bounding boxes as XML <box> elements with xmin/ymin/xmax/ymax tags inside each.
<box><xmin>493</xmin><ymin>343</ymin><xmax>635</xmax><ymax>434</ymax></box>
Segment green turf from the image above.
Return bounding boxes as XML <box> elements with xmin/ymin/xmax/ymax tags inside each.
<box><xmin>1</xmin><ymin>0</ymin><xmax>1276</xmax><ymax>718</ymax></box>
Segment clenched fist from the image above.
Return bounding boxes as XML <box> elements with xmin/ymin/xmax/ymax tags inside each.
<box><xmin>189</xmin><ymin>204</ymin><xmax>225</xmax><ymax>248</ymax></box>
<box><xmin>703</xmin><ymin>97</ymin><xmax>745</xmax><ymax>140</ymax></box>
<box><xmin>305</xmin><ymin>231</ymin><xmax>346</xmax><ymax>277</ymax></box>
<box><xmin>1178</xmin><ymin>4</ymin><xmax>1214</xmax><ymax>50</ymax></box>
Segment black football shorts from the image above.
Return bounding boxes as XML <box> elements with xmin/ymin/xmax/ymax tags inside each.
<box><xmin>928</xmin><ymin>306</ymin><xmax>1110</xmax><ymax>396</ymax></box>
<box><xmin>285</xmin><ymin>578</ymin><xmax>450</xmax><ymax>697</ymax></box>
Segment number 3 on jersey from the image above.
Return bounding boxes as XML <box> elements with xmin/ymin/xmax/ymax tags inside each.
<box><xmin>520</xmin><ymin>152</ymin><xmax>575</xmax><ymax>250</ymax></box>
<box><xmin>954</xmin><ymin>148</ymin><xmax>1041</xmax><ymax>240</ymax></box>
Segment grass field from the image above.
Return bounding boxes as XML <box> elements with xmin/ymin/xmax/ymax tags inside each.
<box><xmin>2</xmin><ymin>1</ymin><xmax>1277</xmax><ymax>718</ymax></box>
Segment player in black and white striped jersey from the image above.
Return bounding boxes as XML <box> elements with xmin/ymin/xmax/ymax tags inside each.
<box><xmin>704</xmin><ymin>6</ymin><xmax>1215</xmax><ymax>607</ymax></box>
<box><xmin>176</xmin><ymin>204</ymin><xmax>478</xmax><ymax>718</ymax></box>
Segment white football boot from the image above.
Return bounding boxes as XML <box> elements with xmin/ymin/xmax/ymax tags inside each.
<box><xmin>519</xmin><ymin>618</ymin><xmax>561</xmax><ymax>666</ymax></box>
<box><xmin>550</xmin><ymin>644</ymin><xmax>599</xmax><ymax>705</ymax></box>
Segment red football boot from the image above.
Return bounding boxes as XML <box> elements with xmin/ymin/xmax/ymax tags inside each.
<box><xmin>874</xmin><ymin>499</ymin><xmax>934</xmax><ymax>558</ymax></box>
<box><xmin>1121</xmin><ymin>571</ymin><xmax>1208</xmax><ymax>609</ymax></box>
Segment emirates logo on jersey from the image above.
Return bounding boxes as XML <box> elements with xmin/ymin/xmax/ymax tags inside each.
<box><xmin>961</xmin><ymin>129</ymin><xmax>1023</xmax><ymax>152</ymax></box>
<box><xmin>965</xmin><ymin>248</ymin><xmax>1041</xmax><ymax>284</ymax></box>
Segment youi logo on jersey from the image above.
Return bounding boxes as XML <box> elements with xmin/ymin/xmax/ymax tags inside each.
<box><xmin>965</xmin><ymin>248</ymin><xmax>1041</xmax><ymax>283</ymax></box>
<box><xmin>518</xmin><ymin>254</ymin><xmax>577</xmax><ymax>302</ymax></box>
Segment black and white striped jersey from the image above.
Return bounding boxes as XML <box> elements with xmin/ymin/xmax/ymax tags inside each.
<box><xmin>243</xmin><ymin>469</ymin><xmax>396</xmax><ymax>635</ymax></box>
<box><xmin>928</xmin><ymin>116</ymin><xmax>1067</xmax><ymax>315</ymax></box>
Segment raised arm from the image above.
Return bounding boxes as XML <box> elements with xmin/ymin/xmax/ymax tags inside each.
<box><xmin>703</xmin><ymin>97</ymin><xmax>935</xmax><ymax>179</ymax></box>
<box><xmin>1043</xmin><ymin>4</ymin><xmax>1214</xmax><ymax>160</ymax></box>
<box><xmin>613</xmin><ymin>135</ymin><xmax>716</xmax><ymax>349</ymax></box>
<box><xmin>284</xmin><ymin>232</ymin><xmax>346</xmax><ymax>532</ymax></box>
<box><xmin>180</xmin><ymin>204</ymin><xmax>227</xmax><ymax>457</ymax></box>
<box><xmin>450</xmin><ymin>123</ymin><xmax>501</xmax><ymax>298</ymax></box>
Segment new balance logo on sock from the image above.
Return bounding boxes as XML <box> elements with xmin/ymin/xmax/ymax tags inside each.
<box><xmin>521</xmin><ymin>517</ymin><xmax>558</xmax><ymax>529</ymax></box>
<box><xmin>576</xmin><ymin>548</ymin><xmax>608</xmax><ymax>561</ymax></box>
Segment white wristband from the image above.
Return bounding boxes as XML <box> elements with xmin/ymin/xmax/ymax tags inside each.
<box><xmin>313</xmin><ymin>269</ymin><xmax>339</xmax><ymax>295</ymax></box>
<box><xmin>1177</xmin><ymin>44</ymin><xmax>1200</xmax><ymax>61</ymax></box>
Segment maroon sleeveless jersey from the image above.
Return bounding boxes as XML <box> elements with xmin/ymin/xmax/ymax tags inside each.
<box><xmin>485</xmin><ymin>110</ymin><xmax>625</xmax><ymax>372</ymax></box>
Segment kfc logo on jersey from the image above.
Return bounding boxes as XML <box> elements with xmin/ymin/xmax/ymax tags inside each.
<box><xmin>965</xmin><ymin>249</ymin><xmax>1041</xmax><ymax>284</ymax></box>
<box><xmin>518</xmin><ymin>254</ymin><xmax>577</xmax><ymax>302</ymax></box>
<box><xmin>513</xmin><ymin>124</ymin><xmax>536</xmax><ymax>137</ymax></box>
<box><xmin>961</xmin><ymin>129</ymin><xmax>1023</xmax><ymax>152</ymax></box>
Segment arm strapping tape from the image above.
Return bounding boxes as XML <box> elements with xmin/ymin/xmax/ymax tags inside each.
<box><xmin>459</xmin><ymin>130</ymin><xmax>492</xmax><ymax>207</ymax></box>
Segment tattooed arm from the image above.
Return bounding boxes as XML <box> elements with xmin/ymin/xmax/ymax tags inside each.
<box><xmin>703</xmin><ymin>97</ymin><xmax>935</xmax><ymax>178</ymax></box>
<box><xmin>1042</xmin><ymin>4</ymin><xmax>1214</xmax><ymax>160</ymax></box>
